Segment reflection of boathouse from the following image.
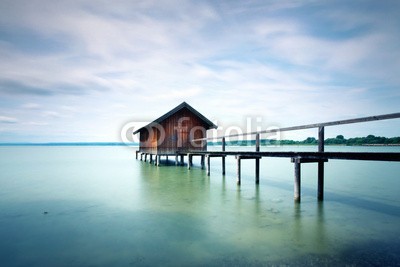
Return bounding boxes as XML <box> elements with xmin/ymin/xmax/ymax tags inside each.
<box><xmin>133</xmin><ymin>102</ymin><xmax>217</xmax><ymax>155</ymax></box>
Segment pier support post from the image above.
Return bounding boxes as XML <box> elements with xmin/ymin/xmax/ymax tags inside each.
<box><xmin>140</xmin><ymin>153</ymin><xmax>143</xmax><ymax>161</ymax></box>
<box><xmin>222</xmin><ymin>137</ymin><xmax>226</xmax><ymax>175</ymax></box>
<box><xmin>294</xmin><ymin>159</ymin><xmax>301</xmax><ymax>202</ymax></box>
<box><xmin>180</xmin><ymin>155</ymin><xmax>184</xmax><ymax>166</ymax></box>
<box><xmin>222</xmin><ymin>156</ymin><xmax>226</xmax><ymax>175</ymax></box>
<box><xmin>201</xmin><ymin>155</ymin><xmax>205</xmax><ymax>169</ymax></box>
<box><xmin>318</xmin><ymin>162</ymin><xmax>324</xmax><ymax>200</ymax></box>
<box><xmin>255</xmin><ymin>159</ymin><xmax>260</xmax><ymax>184</ymax></box>
<box><xmin>206</xmin><ymin>155</ymin><xmax>211</xmax><ymax>176</ymax></box>
<box><xmin>136</xmin><ymin>151</ymin><xmax>139</xmax><ymax>160</ymax></box>
<box><xmin>187</xmin><ymin>154</ymin><xmax>192</xmax><ymax>170</ymax></box>
<box><xmin>236</xmin><ymin>156</ymin><xmax>241</xmax><ymax>185</ymax></box>
<box><xmin>175</xmin><ymin>155</ymin><xmax>179</xmax><ymax>166</ymax></box>
<box><xmin>255</xmin><ymin>133</ymin><xmax>260</xmax><ymax>184</ymax></box>
<box><xmin>149</xmin><ymin>154</ymin><xmax>153</xmax><ymax>164</ymax></box>
<box><xmin>318</xmin><ymin>126</ymin><xmax>325</xmax><ymax>201</ymax></box>
<box><xmin>144</xmin><ymin>153</ymin><xmax>148</xmax><ymax>162</ymax></box>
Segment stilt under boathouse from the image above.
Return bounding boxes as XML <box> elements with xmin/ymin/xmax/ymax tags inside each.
<box><xmin>133</xmin><ymin>102</ymin><xmax>217</xmax><ymax>166</ymax></box>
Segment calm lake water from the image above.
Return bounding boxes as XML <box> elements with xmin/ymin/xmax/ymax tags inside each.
<box><xmin>0</xmin><ymin>145</ymin><xmax>399</xmax><ymax>266</ymax></box>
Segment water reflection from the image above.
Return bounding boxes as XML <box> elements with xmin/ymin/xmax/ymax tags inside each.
<box><xmin>254</xmin><ymin>185</ymin><xmax>261</xmax><ymax>215</ymax></box>
<box><xmin>292</xmin><ymin>201</ymin><xmax>327</xmax><ymax>253</ymax></box>
<box><xmin>293</xmin><ymin>202</ymin><xmax>302</xmax><ymax>246</ymax></box>
<box><xmin>135</xmin><ymin>157</ymin><xmax>398</xmax><ymax>265</ymax></box>
<box><xmin>316</xmin><ymin>202</ymin><xmax>326</xmax><ymax>246</ymax></box>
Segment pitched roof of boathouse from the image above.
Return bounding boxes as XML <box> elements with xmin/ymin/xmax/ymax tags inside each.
<box><xmin>133</xmin><ymin>102</ymin><xmax>217</xmax><ymax>134</ymax></box>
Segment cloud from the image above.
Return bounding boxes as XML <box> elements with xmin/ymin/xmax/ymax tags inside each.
<box><xmin>0</xmin><ymin>115</ymin><xmax>18</xmax><ymax>124</ymax></box>
<box><xmin>0</xmin><ymin>77</ymin><xmax>108</xmax><ymax>96</ymax></box>
<box><xmin>0</xmin><ymin>80</ymin><xmax>53</xmax><ymax>96</ymax></box>
<box><xmin>0</xmin><ymin>0</ymin><xmax>399</xmax><ymax>141</ymax></box>
<box><xmin>21</xmin><ymin>103</ymin><xmax>42</xmax><ymax>109</ymax></box>
<box><xmin>25</xmin><ymin>121</ymin><xmax>49</xmax><ymax>126</ymax></box>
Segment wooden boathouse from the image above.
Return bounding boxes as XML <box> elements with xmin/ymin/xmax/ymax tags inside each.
<box><xmin>133</xmin><ymin>102</ymin><xmax>217</xmax><ymax>165</ymax></box>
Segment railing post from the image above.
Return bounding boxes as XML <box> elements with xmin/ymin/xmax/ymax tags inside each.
<box><xmin>318</xmin><ymin>126</ymin><xmax>325</xmax><ymax>201</ymax></box>
<box><xmin>255</xmin><ymin>133</ymin><xmax>260</xmax><ymax>184</ymax></box>
<box><xmin>222</xmin><ymin>137</ymin><xmax>226</xmax><ymax>175</ymax></box>
<box><xmin>318</xmin><ymin>126</ymin><xmax>325</xmax><ymax>153</ymax></box>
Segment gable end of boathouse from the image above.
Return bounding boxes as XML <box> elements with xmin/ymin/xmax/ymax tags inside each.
<box><xmin>133</xmin><ymin>102</ymin><xmax>217</xmax><ymax>155</ymax></box>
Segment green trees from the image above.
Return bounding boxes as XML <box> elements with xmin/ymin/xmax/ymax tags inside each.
<box><xmin>325</xmin><ymin>135</ymin><xmax>346</xmax><ymax>145</ymax></box>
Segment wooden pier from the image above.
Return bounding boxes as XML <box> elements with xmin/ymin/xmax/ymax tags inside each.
<box><xmin>135</xmin><ymin>112</ymin><xmax>400</xmax><ymax>202</ymax></box>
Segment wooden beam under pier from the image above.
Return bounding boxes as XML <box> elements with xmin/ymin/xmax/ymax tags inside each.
<box><xmin>235</xmin><ymin>155</ymin><xmax>262</xmax><ymax>185</ymax></box>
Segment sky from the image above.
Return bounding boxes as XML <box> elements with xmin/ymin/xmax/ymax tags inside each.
<box><xmin>0</xmin><ymin>0</ymin><xmax>399</xmax><ymax>143</ymax></box>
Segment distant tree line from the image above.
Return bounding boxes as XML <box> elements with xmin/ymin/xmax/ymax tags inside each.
<box><xmin>208</xmin><ymin>135</ymin><xmax>400</xmax><ymax>146</ymax></box>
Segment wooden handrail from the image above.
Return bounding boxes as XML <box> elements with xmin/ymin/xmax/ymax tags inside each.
<box><xmin>194</xmin><ymin>112</ymin><xmax>400</xmax><ymax>141</ymax></box>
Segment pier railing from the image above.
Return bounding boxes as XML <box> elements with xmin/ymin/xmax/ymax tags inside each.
<box><xmin>191</xmin><ymin>112</ymin><xmax>400</xmax><ymax>202</ymax></box>
<box><xmin>194</xmin><ymin>112</ymin><xmax>400</xmax><ymax>150</ymax></box>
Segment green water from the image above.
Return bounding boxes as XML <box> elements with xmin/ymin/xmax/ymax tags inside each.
<box><xmin>0</xmin><ymin>146</ymin><xmax>399</xmax><ymax>266</ymax></box>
